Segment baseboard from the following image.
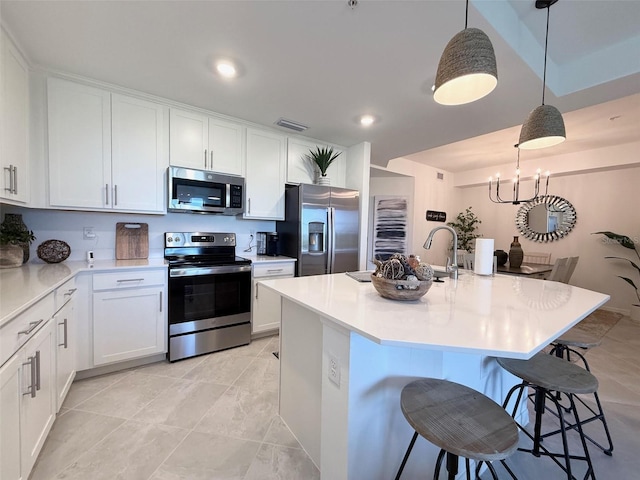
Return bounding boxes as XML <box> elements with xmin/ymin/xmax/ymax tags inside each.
<box><xmin>75</xmin><ymin>353</ymin><xmax>167</xmax><ymax>380</ymax></box>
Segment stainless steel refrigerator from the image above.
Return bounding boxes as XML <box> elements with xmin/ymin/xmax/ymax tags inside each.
<box><xmin>277</xmin><ymin>184</ymin><xmax>359</xmax><ymax>277</ymax></box>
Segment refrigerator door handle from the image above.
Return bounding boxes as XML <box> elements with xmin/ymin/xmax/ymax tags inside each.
<box><xmin>328</xmin><ymin>207</ymin><xmax>336</xmax><ymax>273</ymax></box>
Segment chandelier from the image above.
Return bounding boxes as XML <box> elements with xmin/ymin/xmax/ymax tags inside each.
<box><xmin>489</xmin><ymin>145</ymin><xmax>550</xmax><ymax>205</ymax></box>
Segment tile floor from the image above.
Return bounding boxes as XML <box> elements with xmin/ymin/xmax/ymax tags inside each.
<box><xmin>30</xmin><ymin>335</ymin><xmax>320</xmax><ymax>480</ymax></box>
<box><xmin>31</xmin><ymin>317</ymin><xmax>639</xmax><ymax>479</ymax></box>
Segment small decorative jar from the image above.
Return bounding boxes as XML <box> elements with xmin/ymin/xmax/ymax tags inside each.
<box><xmin>509</xmin><ymin>236</ymin><xmax>524</xmax><ymax>268</ymax></box>
<box><xmin>494</xmin><ymin>249</ymin><xmax>508</xmax><ymax>266</ymax></box>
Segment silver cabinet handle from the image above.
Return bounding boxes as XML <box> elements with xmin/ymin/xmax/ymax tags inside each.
<box><xmin>13</xmin><ymin>166</ymin><xmax>17</xmax><ymax>194</ymax></box>
<box><xmin>255</xmin><ymin>282</ymin><xmax>259</xmax><ymax>300</ymax></box>
<box><xmin>248</xmin><ymin>198</ymin><xmax>251</xmax><ymax>214</ymax></box>
<box><xmin>116</xmin><ymin>278</ymin><xmax>145</xmax><ymax>283</ymax></box>
<box><xmin>267</xmin><ymin>269</ymin><xmax>283</xmax><ymax>273</ymax></box>
<box><xmin>64</xmin><ymin>288</ymin><xmax>77</xmax><ymax>297</ymax></box>
<box><xmin>114</xmin><ymin>185</ymin><xmax>118</xmax><ymax>206</ymax></box>
<box><xmin>35</xmin><ymin>350</ymin><xmax>41</xmax><ymax>391</ymax></box>
<box><xmin>204</xmin><ymin>149</ymin><xmax>207</xmax><ymax>169</ymax></box>
<box><xmin>18</xmin><ymin>319</ymin><xmax>44</xmax><ymax>336</ymax></box>
<box><xmin>159</xmin><ymin>291</ymin><xmax>163</xmax><ymax>312</ymax></box>
<box><xmin>23</xmin><ymin>356</ymin><xmax>36</xmax><ymax>398</ymax></box>
<box><xmin>58</xmin><ymin>317</ymin><xmax>68</xmax><ymax>348</ymax></box>
<box><xmin>4</xmin><ymin>165</ymin><xmax>13</xmax><ymax>193</ymax></box>
<box><xmin>105</xmin><ymin>183</ymin><xmax>109</xmax><ymax>205</ymax></box>
<box><xmin>210</xmin><ymin>150</ymin><xmax>214</xmax><ymax>170</ymax></box>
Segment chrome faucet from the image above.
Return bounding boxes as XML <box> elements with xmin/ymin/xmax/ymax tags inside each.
<box><xmin>423</xmin><ymin>226</ymin><xmax>459</xmax><ymax>280</ymax></box>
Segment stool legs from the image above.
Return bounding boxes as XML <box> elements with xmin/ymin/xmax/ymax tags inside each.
<box><xmin>394</xmin><ymin>431</ymin><xmax>418</xmax><ymax>480</ymax></box>
<box><xmin>550</xmin><ymin>345</ymin><xmax>614</xmax><ymax>455</ymax></box>
<box><xmin>395</xmin><ymin>436</ymin><xmax>504</xmax><ymax>480</ymax></box>
<box><xmin>503</xmin><ymin>382</ymin><xmax>596</xmax><ymax>480</ymax></box>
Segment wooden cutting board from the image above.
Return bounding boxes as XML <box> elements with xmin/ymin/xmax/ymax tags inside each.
<box><xmin>115</xmin><ymin>223</ymin><xmax>149</xmax><ymax>260</ymax></box>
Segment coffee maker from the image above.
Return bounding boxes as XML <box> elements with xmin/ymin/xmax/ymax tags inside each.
<box><xmin>256</xmin><ymin>232</ymin><xmax>279</xmax><ymax>256</ymax></box>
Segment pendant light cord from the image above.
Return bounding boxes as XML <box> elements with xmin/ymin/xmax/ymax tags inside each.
<box><xmin>464</xmin><ymin>0</ymin><xmax>469</xmax><ymax>29</ymax></box>
<box><xmin>542</xmin><ymin>4</ymin><xmax>550</xmax><ymax>105</ymax></box>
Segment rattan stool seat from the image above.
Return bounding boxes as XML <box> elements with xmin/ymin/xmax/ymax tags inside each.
<box><xmin>554</xmin><ymin>331</ymin><xmax>602</xmax><ymax>349</ymax></box>
<box><xmin>498</xmin><ymin>352</ymin><xmax>598</xmax><ymax>395</ymax></box>
<box><xmin>400</xmin><ymin>378</ymin><xmax>518</xmax><ymax>462</ymax></box>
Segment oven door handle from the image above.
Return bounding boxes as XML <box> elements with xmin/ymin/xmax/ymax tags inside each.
<box><xmin>169</xmin><ymin>265</ymin><xmax>252</xmax><ymax>277</ymax></box>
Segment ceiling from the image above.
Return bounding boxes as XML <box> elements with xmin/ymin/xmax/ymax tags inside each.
<box><xmin>1</xmin><ymin>0</ymin><xmax>639</xmax><ymax>170</ymax></box>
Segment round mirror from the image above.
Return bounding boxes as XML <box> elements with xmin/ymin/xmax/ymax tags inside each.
<box><xmin>515</xmin><ymin>195</ymin><xmax>577</xmax><ymax>242</ymax></box>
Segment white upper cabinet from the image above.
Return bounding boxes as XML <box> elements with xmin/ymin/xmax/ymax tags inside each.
<box><xmin>47</xmin><ymin>77</ymin><xmax>167</xmax><ymax>213</ymax></box>
<box><xmin>286</xmin><ymin>137</ymin><xmax>346</xmax><ymax>188</ymax></box>
<box><xmin>170</xmin><ymin>108</ymin><xmax>244</xmax><ymax>176</ymax></box>
<box><xmin>111</xmin><ymin>94</ymin><xmax>166</xmax><ymax>212</ymax></box>
<box><xmin>48</xmin><ymin>78</ymin><xmax>111</xmax><ymax>209</ymax></box>
<box><xmin>244</xmin><ymin>128</ymin><xmax>286</xmax><ymax>220</ymax></box>
<box><xmin>1</xmin><ymin>29</ymin><xmax>30</xmax><ymax>204</ymax></box>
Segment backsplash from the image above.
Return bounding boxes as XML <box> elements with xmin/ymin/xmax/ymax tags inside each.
<box><xmin>0</xmin><ymin>205</ymin><xmax>274</xmax><ymax>262</ymax></box>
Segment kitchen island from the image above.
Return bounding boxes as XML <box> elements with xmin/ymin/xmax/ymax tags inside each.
<box><xmin>259</xmin><ymin>272</ymin><xmax>609</xmax><ymax>480</ymax></box>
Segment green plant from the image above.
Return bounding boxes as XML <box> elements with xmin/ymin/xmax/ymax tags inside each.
<box><xmin>447</xmin><ymin>207</ymin><xmax>482</xmax><ymax>252</ymax></box>
<box><xmin>0</xmin><ymin>221</ymin><xmax>35</xmax><ymax>246</ymax></box>
<box><xmin>305</xmin><ymin>146</ymin><xmax>341</xmax><ymax>177</ymax></box>
<box><xmin>593</xmin><ymin>231</ymin><xmax>640</xmax><ymax>306</ymax></box>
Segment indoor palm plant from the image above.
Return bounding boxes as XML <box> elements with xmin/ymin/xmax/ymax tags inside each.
<box><xmin>305</xmin><ymin>146</ymin><xmax>341</xmax><ymax>185</ymax></box>
<box><xmin>593</xmin><ymin>231</ymin><xmax>640</xmax><ymax>320</ymax></box>
<box><xmin>447</xmin><ymin>207</ymin><xmax>482</xmax><ymax>253</ymax></box>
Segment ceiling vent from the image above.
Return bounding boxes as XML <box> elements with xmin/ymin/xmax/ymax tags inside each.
<box><xmin>275</xmin><ymin>118</ymin><xmax>309</xmax><ymax>132</ymax></box>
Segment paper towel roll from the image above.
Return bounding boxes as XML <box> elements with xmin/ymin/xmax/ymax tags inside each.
<box><xmin>474</xmin><ymin>238</ymin><xmax>495</xmax><ymax>276</ymax></box>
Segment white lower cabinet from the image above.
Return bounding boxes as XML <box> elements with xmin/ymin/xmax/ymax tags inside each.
<box><xmin>54</xmin><ymin>280</ymin><xmax>77</xmax><ymax>412</ymax></box>
<box><xmin>21</xmin><ymin>320</ymin><xmax>56</xmax><ymax>475</ymax></box>
<box><xmin>0</xmin><ymin>293</ymin><xmax>55</xmax><ymax>480</ymax></box>
<box><xmin>92</xmin><ymin>269</ymin><xmax>166</xmax><ymax>366</ymax></box>
<box><xmin>0</xmin><ymin>353</ymin><xmax>23</xmax><ymax>480</ymax></box>
<box><xmin>252</xmin><ymin>261</ymin><xmax>295</xmax><ymax>334</ymax></box>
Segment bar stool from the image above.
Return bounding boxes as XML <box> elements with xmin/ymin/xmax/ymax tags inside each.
<box><xmin>394</xmin><ymin>378</ymin><xmax>519</xmax><ymax>480</ymax></box>
<box><xmin>498</xmin><ymin>352</ymin><xmax>598</xmax><ymax>480</ymax></box>
<box><xmin>549</xmin><ymin>332</ymin><xmax>614</xmax><ymax>455</ymax></box>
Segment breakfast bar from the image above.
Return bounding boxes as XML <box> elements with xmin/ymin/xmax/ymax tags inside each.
<box><xmin>260</xmin><ymin>272</ymin><xmax>610</xmax><ymax>480</ymax></box>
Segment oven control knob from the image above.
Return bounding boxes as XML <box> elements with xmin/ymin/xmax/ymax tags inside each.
<box><xmin>167</xmin><ymin>237</ymin><xmax>173</xmax><ymax>243</ymax></box>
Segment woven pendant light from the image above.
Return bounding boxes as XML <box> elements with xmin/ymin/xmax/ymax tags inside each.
<box><xmin>519</xmin><ymin>0</ymin><xmax>566</xmax><ymax>149</ymax></box>
<box><xmin>433</xmin><ymin>1</ymin><xmax>498</xmax><ymax>106</ymax></box>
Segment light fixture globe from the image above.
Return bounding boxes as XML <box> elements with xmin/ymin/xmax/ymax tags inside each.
<box><xmin>433</xmin><ymin>27</ymin><xmax>498</xmax><ymax>106</ymax></box>
<box><xmin>519</xmin><ymin>104</ymin><xmax>566</xmax><ymax>149</ymax></box>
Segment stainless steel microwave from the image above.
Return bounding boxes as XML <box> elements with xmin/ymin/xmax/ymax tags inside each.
<box><xmin>168</xmin><ymin>167</ymin><xmax>244</xmax><ymax>215</ymax></box>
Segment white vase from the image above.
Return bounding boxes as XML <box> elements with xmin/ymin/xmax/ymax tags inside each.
<box><xmin>317</xmin><ymin>176</ymin><xmax>330</xmax><ymax>186</ymax></box>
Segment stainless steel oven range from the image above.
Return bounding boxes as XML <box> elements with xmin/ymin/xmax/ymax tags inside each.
<box><xmin>164</xmin><ymin>232</ymin><xmax>251</xmax><ymax>362</ymax></box>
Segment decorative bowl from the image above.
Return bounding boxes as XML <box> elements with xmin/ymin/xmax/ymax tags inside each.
<box><xmin>371</xmin><ymin>274</ymin><xmax>433</xmax><ymax>301</ymax></box>
<box><xmin>37</xmin><ymin>239</ymin><xmax>71</xmax><ymax>264</ymax></box>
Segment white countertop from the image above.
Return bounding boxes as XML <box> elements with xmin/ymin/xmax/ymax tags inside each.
<box><xmin>259</xmin><ymin>272</ymin><xmax>610</xmax><ymax>359</ymax></box>
<box><xmin>242</xmin><ymin>254</ymin><xmax>296</xmax><ymax>264</ymax></box>
<box><xmin>0</xmin><ymin>258</ymin><xmax>167</xmax><ymax>327</ymax></box>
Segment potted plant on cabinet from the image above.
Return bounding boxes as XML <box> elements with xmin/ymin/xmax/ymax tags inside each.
<box><xmin>0</xmin><ymin>214</ymin><xmax>36</xmax><ymax>268</ymax></box>
<box><xmin>593</xmin><ymin>231</ymin><xmax>640</xmax><ymax>322</ymax></box>
<box><xmin>447</xmin><ymin>207</ymin><xmax>482</xmax><ymax>265</ymax></box>
<box><xmin>305</xmin><ymin>146</ymin><xmax>341</xmax><ymax>186</ymax></box>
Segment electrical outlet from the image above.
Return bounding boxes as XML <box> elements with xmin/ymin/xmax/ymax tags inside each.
<box><xmin>328</xmin><ymin>354</ymin><xmax>341</xmax><ymax>387</ymax></box>
<box><xmin>83</xmin><ymin>227</ymin><xmax>96</xmax><ymax>240</ymax></box>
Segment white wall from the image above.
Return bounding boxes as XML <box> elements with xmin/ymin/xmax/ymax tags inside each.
<box><xmin>0</xmin><ymin>204</ymin><xmax>274</xmax><ymax>261</ymax></box>
<box><xmin>367</xmin><ymin>174</ymin><xmax>415</xmax><ymax>270</ymax></box>
<box><xmin>385</xmin><ymin>158</ymin><xmax>456</xmax><ymax>267</ymax></box>
<box><xmin>455</xmin><ymin>165</ymin><xmax>640</xmax><ymax>312</ymax></box>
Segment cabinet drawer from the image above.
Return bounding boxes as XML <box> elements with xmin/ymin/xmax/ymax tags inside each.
<box><xmin>55</xmin><ymin>277</ymin><xmax>77</xmax><ymax>312</ymax></box>
<box><xmin>253</xmin><ymin>262</ymin><xmax>295</xmax><ymax>278</ymax></box>
<box><xmin>92</xmin><ymin>269</ymin><xmax>166</xmax><ymax>291</ymax></box>
<box><xmin>0</xmin><ymin>294</ymin><xmax>54</xmax><ymax>366</ymax></box>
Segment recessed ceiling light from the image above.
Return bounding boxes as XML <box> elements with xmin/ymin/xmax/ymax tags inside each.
<box><xmin>359</xmin><ymin>115</ymin><xmax>376</xmax><ymax>127</ymax></box>
<box><xmin>215</xmin><ymin>61</ymin><xmax>237</xmax><ymax>79</ymax></box>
